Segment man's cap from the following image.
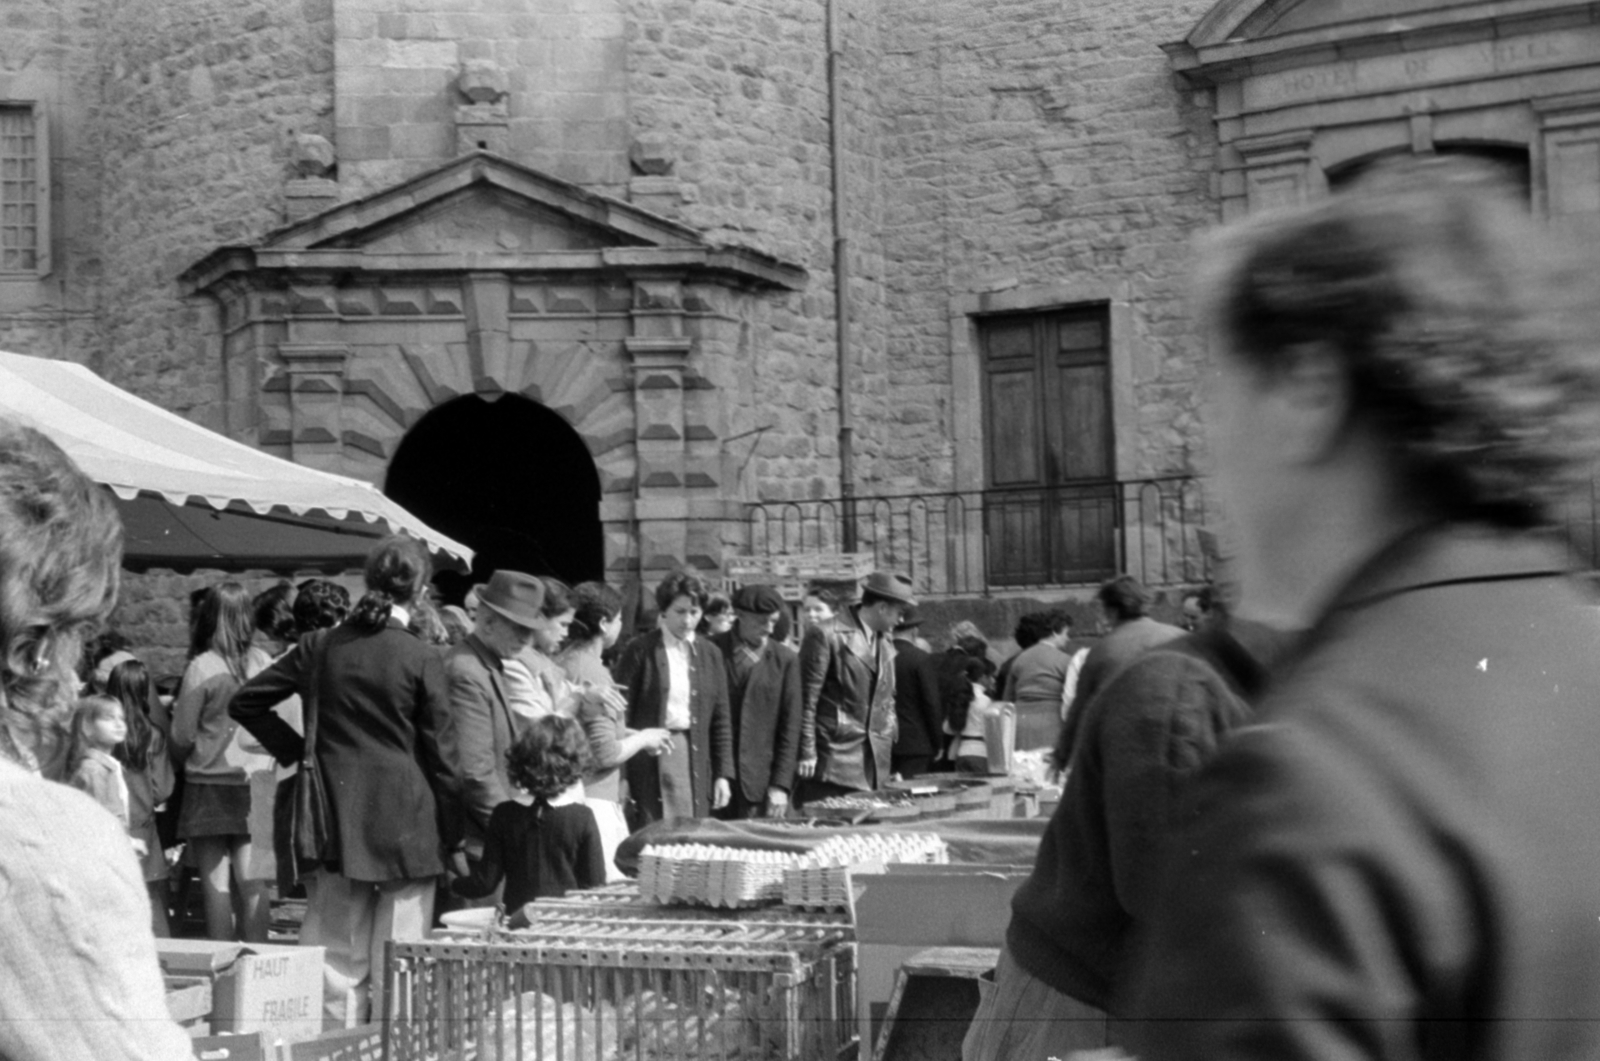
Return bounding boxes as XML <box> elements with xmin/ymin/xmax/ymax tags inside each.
<box><xmin>862</xmin><ymin>571</ymin><xmax>917</xmax><ymax>607</ymax></box>
<box><xmin>733</xmin><ymin>584</ymin><xmax>787</xmax><ymax>616</ymax></box>
<box><xmin>893</xmin><ymin>607</ymin><xmax>924</xmax><ymax>634</ymax></box>
<box><xmin>477</xmin><ymin>570</ymin><xmax>546</xmax><ymax>628</ymax></box>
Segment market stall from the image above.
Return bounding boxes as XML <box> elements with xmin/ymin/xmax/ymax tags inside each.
<box><xmin>0</xmin><ymin>350</ymin><xmax>472</xmax><ymax>572</ymax></box>
<box><xmin>383</xmin><ymin>776</ymin><xmax>1047</xmax><ymax>1061</ymax></box>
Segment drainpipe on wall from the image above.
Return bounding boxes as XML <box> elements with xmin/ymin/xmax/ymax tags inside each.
<box><xmin>827</xmin><ymin>0</ymin><xmax>857</xmax><ymax>551</ymax></box>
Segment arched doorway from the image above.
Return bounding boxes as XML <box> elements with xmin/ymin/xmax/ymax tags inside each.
<box><xmin>385</xmin><ymin>394</ymin><xmax>604</xmax><ymax>598</ymax></box>
<box><xmin>1327</xmin><ymin>144</ymin><xmax>1532</xmax><ymax>203</ymax></box>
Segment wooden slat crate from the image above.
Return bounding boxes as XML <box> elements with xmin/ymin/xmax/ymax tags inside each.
<box><xmin>384</xmin><ymin>916</ymin><xmax>856</xmax><ymax>1061</ymax></box>
<box><xmin>724</xmin><ymin>552</ymin><xmax>877</xmax><ymax>584</ymax></box>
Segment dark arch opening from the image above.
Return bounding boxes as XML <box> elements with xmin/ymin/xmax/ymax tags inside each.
<box><xmin>385</xmin><ymin>394</ymin><xmax>604</xmax><ymax>600</ymax></box>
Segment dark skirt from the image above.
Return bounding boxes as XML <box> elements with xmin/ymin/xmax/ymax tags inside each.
<box><xmin>656</xmin><ymin>739</ymin><xmax>696</xmax><ymax>824</ymax></box>
<box><xmin>177</xmin><ymin>780</ymin><xmax>251</xmax><ymax>840</ymax></box>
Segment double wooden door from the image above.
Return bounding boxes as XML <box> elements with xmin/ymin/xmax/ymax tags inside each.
<box><xmin>981</xmin><ymin>308</ymin><xmax>1115</xmax><ymax>586</ymax></box>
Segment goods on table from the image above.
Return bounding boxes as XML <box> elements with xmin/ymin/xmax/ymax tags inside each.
<box><xmin>801</xmin><ymin>789</ymin><xmax>923</xmax><ymax>822</ymax></box>
<box><xmin>638</xmin><ymin>831</ymin><xmax>946</xmax><ymax>908</ymax></box>
<box><xmin>784</xmin><ymin>832</ymin><xmax>949</xmax><ymax>911</ymax></box>
<box><xmin>638</xmin><ymin>844</ymin><xmax>795</xmax><ymax>908</ymax></box>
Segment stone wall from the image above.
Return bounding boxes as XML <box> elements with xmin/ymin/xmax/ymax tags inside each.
<box><xmin>0</xmin><ymin>0</ymin><xmax>104</xmax><ymax>365</ymax></box>
<box><xmin>93</xmin><ymin>0</ymin><xmax>336</xmax><ymax>420</ymax></box>
<box><xmin>624</xmin><ymin>0</ymin><xmax>889</xmax><ymax>505</ymax></box>
<box><xmin>110</xmin><ymin>569</ymin><xmax>366</xmax><ymax>680</ymax></box>
<box><xmin>874</xmin><ymin>0</ymin><xmax>1221</xmax><ymax>489</ymax></box>
<box><xmin>334</xmin><ymin>0</ymin><xmax>630</xmax><ymax>197</ymax></box>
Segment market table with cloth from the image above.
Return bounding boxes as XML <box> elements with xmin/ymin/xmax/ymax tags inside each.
<box><xmin>615</xmin><ymin>815</ymin><xmax>1047</xmax><ymax>875</ymax></box>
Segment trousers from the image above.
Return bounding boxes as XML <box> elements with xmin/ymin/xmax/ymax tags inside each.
<box><xmin>961</xmin><ymin>946</ymin><xmax>1110</xmax><ymax>1061</ymax></box>
<box><xmin>300</xmin><ymin>869</ymin><xmax>436</xmax><ymax>1028</ymax></box>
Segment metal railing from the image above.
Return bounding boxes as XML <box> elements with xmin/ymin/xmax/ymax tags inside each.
<box><xmin>743</xmin><ymin>476</ymin><xmax>1211</xmax><ymax>597</ymax></box>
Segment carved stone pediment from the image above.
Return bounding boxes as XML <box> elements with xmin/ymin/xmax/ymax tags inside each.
<box><xmin>352</xmin><ymin>188</ymin><xmax>631</xmax><ymax>257</ymax></box>
<box><xmin>183</xmin><ymin>151</ymin><xmax>805</xmax><ymax>290</ymax></box>
<box><xmin>1169</xmin><ymin>0</ymin><xmax>1596</xmax><ymax>87</ymax></box>
<box><xmin>1170</xmin><ymin>0</ymin><xmax>1600</xmax><ymax>218</ymax></box>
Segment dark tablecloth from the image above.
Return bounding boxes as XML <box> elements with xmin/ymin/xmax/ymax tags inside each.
<box><xmin>614</xmin><ymin>815</ymin><xmax>1046</xmax><ymax>876</ymax></box>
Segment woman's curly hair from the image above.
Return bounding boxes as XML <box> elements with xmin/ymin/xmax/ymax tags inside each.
<box><xmin>505</xmin><ymin>714</ymin><xmax>592</xmax><ymax>800</ymax></box>
<box><xmin>565</xmin><ymin>581</ymin><xmax>622</xmax><ymax>646</ymax></box>
<box><xmin>294</xmin><ymin>578</ymin><xmax>350</xmax><ymax>634</ymax></box>
<box><xmin>0</xmin><ymin>420</ymin><xmax>123</xmax><ymax>763</ymax></box>
<box><xmin>1197</xmin><ymin>157</ymin><xmax>1600</xmax><ymax>528</ymax></box>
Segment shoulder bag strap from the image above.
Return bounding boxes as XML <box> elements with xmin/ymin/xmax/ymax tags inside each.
<box><xmin>301</xmin><ymin>630</ymin><xmax>332</xmax><ymax>767</ymax></box>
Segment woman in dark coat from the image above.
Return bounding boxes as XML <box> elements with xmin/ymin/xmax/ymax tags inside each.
<box><xmin>230</xmin><ymin>536</ymin><xmax>463</xmax><ymax>1027</ymax></box>
<box><xmin>613</xmin><ymin>572</ymin><xmax>733</xmax><ymax>826</ymax></box>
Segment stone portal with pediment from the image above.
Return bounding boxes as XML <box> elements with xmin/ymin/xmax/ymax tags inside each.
<box><xmin>1169</xmin><ymin>0</ymin><xmax>1600</xmax><ymax>219</ymax></box>
<box><xmin>182</xmin><ymin>152</ymin><xmax>807</xmax><ymax>586</ymax></box>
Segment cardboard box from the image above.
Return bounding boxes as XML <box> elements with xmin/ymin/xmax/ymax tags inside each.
<box><xmin>157</xmin><ymin>940</ymin><xmax>325</xmax><ymax>1044</ymax></box>
<box><xmin>852</xmin><ymin>864</ymin><xmax>1031</xmax><ymax>1061</ymax></box>
<box><xmin>281</xmin><ymin>1023</ymin><xmax>383</xmax><ymax>1061</ymax></box>
<box><xmin>189</xmin><ymin>1031</ymin><xmax>275</xmax><ymax>1061</ymax></box>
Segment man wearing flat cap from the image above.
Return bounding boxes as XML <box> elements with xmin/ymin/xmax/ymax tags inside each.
<box><xmin>796</xmin><ymin>571</ymin><xmax>916</xmax><ymax>803</ymax></box>
<box><xmin>891</xmin><ymin>609</ymin><xmax>945</xmax><ymax>779</ymax></box>
<box><xmin>443</xmin><ymin>570</ymin><xmax>546</xmax><ymax>859</ymax></box>
<box><xmin>709</xmin><ymin>584</ymin><xmax>803</xmax><ymax>819</ymax></box>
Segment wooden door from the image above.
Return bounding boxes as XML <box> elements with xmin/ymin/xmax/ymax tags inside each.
<box><xmin>981</xmin><ymin>308</ymin><xmax>1115</xmax><ymax>586</ymax></box>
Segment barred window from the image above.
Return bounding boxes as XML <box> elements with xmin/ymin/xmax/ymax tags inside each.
<box><xmin>2</xmin><ymin>106</ymin><xmax>40</xmax><ymax>273</ymax></box>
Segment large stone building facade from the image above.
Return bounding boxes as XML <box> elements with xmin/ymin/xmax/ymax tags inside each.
<box><xmin>6</xmin><ymin>0</ymin><xmax>1600</xmax><ymax>648</ymax></box>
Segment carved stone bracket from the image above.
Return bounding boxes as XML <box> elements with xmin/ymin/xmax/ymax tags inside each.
<box><xmin>1536</xmin><ymin>91</ymin><xmax>1600</xmax><ymax>217</ymax></box>
<box><xmin>1227</xmin><ymin>129</ymin><xmax>1316</xmax><ymax>218</ymax></box>
<box><xmin>275</xmin><ymin>343</ymin><xmax>351</xmax><ymax>460</ymax></box>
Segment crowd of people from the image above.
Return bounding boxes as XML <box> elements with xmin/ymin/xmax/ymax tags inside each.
<box><xmin>10</xmin><ymin>519</ymin><xmax>1073</xmax><ymax>1035</ymax></box>
<box><xmin>5</xmin><ymin>156</ymin><xmax>1600</xmax><ymax>1059</ymax></box>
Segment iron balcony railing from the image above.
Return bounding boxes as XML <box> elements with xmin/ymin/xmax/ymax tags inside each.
<box><xmin>743</xmin><ymin>476</ymin><xmax>1212</xmax><ymax>597</ymax></box>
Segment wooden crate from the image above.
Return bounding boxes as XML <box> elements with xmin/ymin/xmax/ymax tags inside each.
<box><xmin>724</xmin><ymin>552</ymin><xmax>876</xmax><ymax>585</ymax></box>
<box><xmin>384</xmin><ymin>914</ymin><xmax>855</xmax><ymax>1061</ymax></box>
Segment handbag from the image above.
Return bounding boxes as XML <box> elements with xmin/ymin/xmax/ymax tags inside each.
<box><xmin>274</xmin><ymin>630</ymin><xmax>338</xmax><ymax>890</ymax></box>
<box><xmin>983</xmin><ymin>701</ymin><xmax>1017</xmax><ymax>776</ymax></box>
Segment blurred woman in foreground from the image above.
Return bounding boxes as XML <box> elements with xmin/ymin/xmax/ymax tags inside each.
<box><xmin>0</xmin><ymin>418</ymin><xmax>192</xmax><ymax>1058</ymax></box>
<box><xmin>1117</xmin><ymin>160</ymin><xmax>1600</xmax><ymax>1059</ymax></box>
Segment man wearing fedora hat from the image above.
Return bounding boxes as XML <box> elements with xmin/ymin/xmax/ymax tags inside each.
<box><xmin>444</xmin><ymin>570</ymin><xmax>548</xmax><ymax>861</ymax></box>
<box><xmin>796</xmin><ymin>571</ymin><xmax>916</xmax><ymax>803</ymax></box>
<box><xmin>709</xmin><ymin>584</ymin><xmax>803</xmax><ymax>819</ymax></box>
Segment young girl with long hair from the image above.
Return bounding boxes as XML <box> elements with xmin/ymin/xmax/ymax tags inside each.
<box><xmin>67</xmin><ymin>694</ymin><xmax>133</xmax><ymax>832</ymax></box>
<box><xmin>104</xmin><ymin>658</ymin><xmax>175</xmax><ymax>937</ymax></box>
<box><xmin>171</xmin><ymin>581</ymin><xmax>273</xmax><ymax>941</ymax></box>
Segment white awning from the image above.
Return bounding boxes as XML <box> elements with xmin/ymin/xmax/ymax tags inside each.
<box><xmin>0</xmin><ymin>350</ymin><xmax>472</xmax><ymax>573</ymax></box>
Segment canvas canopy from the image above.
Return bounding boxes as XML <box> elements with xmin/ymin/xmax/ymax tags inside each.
<box><xmin>0</xmin><ymin>350</ymin><xmax>472</xmax><ymax>573</ymax></box>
